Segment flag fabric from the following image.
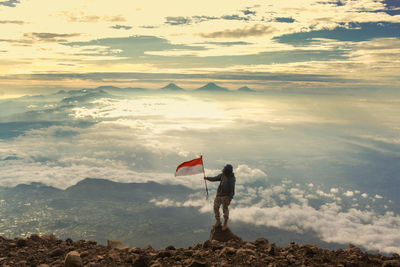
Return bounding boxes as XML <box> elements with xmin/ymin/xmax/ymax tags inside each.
<box><xmin>175</xmin><ymin>157</ymin><xmax>204</xmax><ymax>177</ymax></box>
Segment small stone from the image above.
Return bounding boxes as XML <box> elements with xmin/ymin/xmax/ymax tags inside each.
<box><xmin>157</xmin><ymin>250</ymin><xmax>172</xmax><ymax>258</ymax></box>
<box><xmin>211</xmin><ymin>240</ymin><xmax>223</xmax><ymax>250</ymax></box>
<box><xmin>107</xmin><ymin>240</ymin><xmax>129</xmax><ymax>249</ymax></box>
<box><xmin>266</xmin><ymin>244</ymin><xmax>276</xmax><ymax>256</ymax></box>
<box><xmin>219</xmin><ymin>247</ymin><xmax>236</xmax><ymax>256</ymax></box>
<box><xmin>202</xmin><ymin>240</ymin><xmax>211</xmax><ymax>249</ymax></box>
<box><xmin>30</xmin><ymin>234</ymin><xmax>40</xmax><ymax>241</ymax></box>
<box><xmin>130</xmin><ymin>247</ymin><xmax>142</xmax><ymax>253</ymax></box>
<box><xmin>49</xmin><ymin>248</ymin><xmax>64</xmax><ymax>257</ymax></box>
<box><xmin>383</xmin><ymin>260</ymin><xmax>400</xmax><ymax>267</ymax></box>
<box><xmin>184</xmin><ymin>250</ymin><xmax>193</xmax><ymax>256</ymax></box>
<box><xmin>346</xmin><ymin>244</ymin><xmax>361</xmax><ymax>254</ymax></box>
<box><xmin>108</xmin><ymin>252</ymin><xmax>121</xmax><ymax>262</ymax></box>
<box><xmin>244</xmin><ymin>242</ymin><xmax>257</xmax><ymax>249</ymax></box>
<box><xmin>300</xmin><ymin>244</ymin><xmax>315</xmax><ymax>257</ymax></box>
<box><xmin>17</xmin><ymin>238</ymin><xmax>27</xmax><ymax>247</ymax></box>
<box><xmin>188</xmin><ymin>259</ymin><xmax>208</xmax><ymax>267</ymax></box>
<box><xmin>165</xmin><ymin>245</ymin><xmax>176</xmax><ymax>250</ymax></box>
<box><xmin>237</xmin><ymin>248</ymin><xmax>256</xmax><ymax>257</ymax></box>
<box><xmin>64</xmin><ymin>251</ymin><xmax>83</xmax><ymax>267</ymax></box>
<box><xmin>132</xmin><ymin>254</ymin><xmax>148</xmax><ymax>267</ymax></box>
<box><xmin>150</xmin><ymin>260</ymin><xmax>163</xmax><ymax>267</ymax></box>
<box><xmin>255</xmin><ymin>237</ymin><xmax>269</xmax><ymax>246</ymax></box>
<box><xmin>80</xmin><ymin>251</ymin><xmax>89</xmax><ymax>258</ymax></box>
<box><xmin>220</xmin><ymin>259</ymin><xmax>229</xmax><ymax>267</ymax></box>
<box><xmin>16</xmin><ymin>260</ymin><xmax>27</xmax><ymax>266</ymax></box>
<box><xmin>51</xmin><ymin>259</ymin><xmax>63</xmax><ymax>265</ymax></box>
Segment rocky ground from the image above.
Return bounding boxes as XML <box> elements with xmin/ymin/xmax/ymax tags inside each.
<box><xmin>1</xmin><ymin>225</ymin><xmax>400</xmax><ymax>266</ymax></box>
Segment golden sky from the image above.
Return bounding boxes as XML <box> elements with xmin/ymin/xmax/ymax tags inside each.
<box><xmin>0</xmin><ymin>0</ymin><xmax>399</xmax><ymax>95</ymax></box>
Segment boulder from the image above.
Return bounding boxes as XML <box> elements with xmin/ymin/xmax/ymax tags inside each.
<box><xmin>219</xmin><ymin>246</ymin><xmax>236</xmax><ymax>256</ymax></box>
<box><xmin>255</xmin><ymin>237</ymin><xmax>269</xmax><ymax>246</ymax></box>
<box><xmin>237</xmin><ymin>248</ymin><xmax>256</xmax><ymax>257</ymax></box>
<box><xmin>29</xmin><ymin>234</ymin><xmax>40</xmax><ymax>241</ymax></box>
<box><xmin>209</xmin><ymin>225</ymin><xmax>242</xmax><ymax>243</ymax></box>
<box><xmin>16</xmin><ymin>238</ymin><xmax>27</xmax><ymax>247</ymax></box>
<box><xmin>132</xmin><ymin>254</ymin><xmax>148</xmax><ymax>267</ymax></box>
<box><xmin>107</xmin><ymin>240</ymin><xmax>129</xmax><ymax>250</ymax></box>
<box><xmin>49</xmin><ymin>248</ymin><xmax>64</xmax><ymax>257</ymax></box>
<box><xmin>64</xmin><ymin>251</ymin><xmax>83</xmax><ymax>267</ymax></box>
<box><xmin>383</xmin><ymin>260</ymin><xmax>400</xmax><ymax>267</ymax></box>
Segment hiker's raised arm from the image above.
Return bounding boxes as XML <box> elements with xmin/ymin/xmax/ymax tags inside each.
<box><xmin>206</xmin><ymin>174</ymin><xmax>222</xmax><ymax>182</ymax></box>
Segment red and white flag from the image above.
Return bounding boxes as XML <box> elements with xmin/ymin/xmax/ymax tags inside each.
<box><xmin>175</xmin><ymin>157</ymin><xmax>204</xmax><ymax>177</ymax></box>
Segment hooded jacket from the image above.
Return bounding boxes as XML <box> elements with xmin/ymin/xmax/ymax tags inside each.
<box><xmin>206</xmin><ymin>173</ymin><xmax>236</xmax><ymax>200</ymax></box>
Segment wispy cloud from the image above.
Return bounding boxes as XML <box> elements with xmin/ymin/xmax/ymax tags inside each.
<box><xmin>59</xmin><ymin>11</ymin><xmax>126</xmax><ymax>23</ymax></box>
<box><xmin>241</xmin><ymin>9</ymin><xmax>256</xmax><ymax>16</ymax></box>
<box><xmin>0</xmin><ymin>20</ymin><xmax>24</xmax><ymax>24</ymax></box>
<box><xmin>199</xmin><ymin>24</ymin><xmax>275</xmax><ymax>38</ymax></box>
<box><xmin>221</xmin><ymin>14</ymin><xmax>249</xmax><ymax>21</ymax></box>
<box><xmin>24</xmin><ymin>32</ymin><xmax>81</xmax><ymax>42</ymax></box>
<box><xmin>0</xmin><ymin>32</ymin><xmax>81</xmax><ymax>44</ymax></box>
<box><xmin>192</xmin><ymin>15</ymin><xmax>218</xmax><ymax>23</ymax></box>
<box><xmin>203</xmin><ymin>41</ymin><xmax>252</xmax><ymax>46</ymax></box>
<box><xmin>165</xmin><ymin>16</ymin><xmax>191</xmax><ymax>26</ymax></box>
<box><xmin>111</xmin><ymin>24</ymin><xmax>132</xmax><ymax>30</ymax></box>
<box><xmin>275</xmin><ymin>17</ymin><xmax>295</xmax><ymax>23</ymax></box>
<box><xmin>0</xmin><ymin>0</ymin><xmax>20</xmax><ymax>7</ymax></box>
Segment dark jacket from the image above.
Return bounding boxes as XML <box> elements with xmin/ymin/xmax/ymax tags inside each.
<box><xmin>206</xmin><ymin>173</ymin><xmax>236</xmax><ymax>200</ymax></box>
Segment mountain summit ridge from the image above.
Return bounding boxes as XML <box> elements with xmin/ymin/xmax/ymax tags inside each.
<box><xmin>160</xmin><ymin>83</ymin><xmax>184</xmax><ymax>91</ymax></box>
<box><xmin>0</xmin><ymin>233</ymin><xmax>397</xmax><ymax>266</ymax></box>
<box><xmin>196</xmin><ymin>82</ymin><xmax>229</xmax><ymax>92</ymax></box>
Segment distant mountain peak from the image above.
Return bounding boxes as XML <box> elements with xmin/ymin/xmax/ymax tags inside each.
<box><xmin>161</xmin><ymin>83</ymin><xmax>184</xmax><ymax>90</ymax></box>
<box><xmin>197</xmin><ymin>82</ymin><xmax>228</xmax><ymax>91</ymax></box>
<box><xmin>238</xmin><ymin>86</ymin><xmax>255</xmax><ymax>92</ymax></box>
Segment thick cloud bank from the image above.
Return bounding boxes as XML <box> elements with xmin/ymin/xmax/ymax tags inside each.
<box><xmin>150</xmin><ymin>181</ymin><xmax>400</xmax><ymax>254</ymax></box>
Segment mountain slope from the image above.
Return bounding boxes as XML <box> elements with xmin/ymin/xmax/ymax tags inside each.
<box><xmin>196</xmin><ymin>82</ymin><xmax>229</xmax><ymax>92</ymax></box>
<box><xmin>238</xmin><ymin>86</ymin><xmax>255</xmax><ymax>92</ymax></box>
<box><xmin>160</xmin><ymin>83</ymin><xmax>184</xmax><ymax>91</ymax></box>
<box><xmin>0</xmin><ymin>233</ymin><xmax>396</xmax><ymax>266</ymax></box>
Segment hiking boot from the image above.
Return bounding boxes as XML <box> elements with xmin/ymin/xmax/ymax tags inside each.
<box><xmin>214</xmin><ymin>219</ymin><xmax>222</xmax><ymax>227</ymax></box>
<box><xmin>222</xmin><ymin>219</ymin><xmax>228</xmax><ymax>230</ymax></box>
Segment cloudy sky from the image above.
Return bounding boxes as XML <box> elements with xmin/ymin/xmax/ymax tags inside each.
<box><xmin>1</xmin><ymin>0</ymin><xmax>400</xmax><ymax>96</ymax></box>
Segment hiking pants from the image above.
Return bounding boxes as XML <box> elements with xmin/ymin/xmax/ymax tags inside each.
<box><xmin>214</xmin><ymin>196</ymin><xmax>230</xmax><ymax>221</ymax></box>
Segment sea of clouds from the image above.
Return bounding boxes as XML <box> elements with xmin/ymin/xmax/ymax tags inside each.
<box><xmin>1</xmin><ymin>89</ymin><xmax>399</xmax><ymax>253</ymax></box>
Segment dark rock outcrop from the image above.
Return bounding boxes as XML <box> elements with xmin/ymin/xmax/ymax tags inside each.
<box><xmin>209</xmin><ymin>225</ymin><xmax>242</xmax><ymax>243</ymax></box>
<box><xmin>0</xmin><ymin>233</ymin><xmax>398</xmax><ymax>266</ymax></box>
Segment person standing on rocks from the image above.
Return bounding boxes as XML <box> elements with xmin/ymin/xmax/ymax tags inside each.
<box><xmin>205</xmin><ymin>164</ymin><xmax>236</xmax><ymax>230</ymax></box>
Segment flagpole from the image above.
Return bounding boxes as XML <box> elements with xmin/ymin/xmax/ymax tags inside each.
<box><xmin>201</xmin><ymin>155</ymin><xmax>209</xmax><ymax>199</ymax></box>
